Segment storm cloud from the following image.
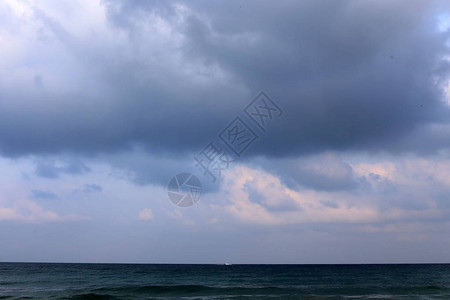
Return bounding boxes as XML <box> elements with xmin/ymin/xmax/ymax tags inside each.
<box><xmin>0</xmin><ymin>0</ymin><xmax>449</xmax><ymax>158</ymax></box>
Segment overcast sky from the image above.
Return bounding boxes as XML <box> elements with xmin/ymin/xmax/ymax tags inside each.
<box><xmin>1</xmin><ymin>0</ymin><xmax>450</xmax><ymax>263</ymax></box>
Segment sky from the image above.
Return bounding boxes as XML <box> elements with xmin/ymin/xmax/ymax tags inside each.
<box><xmin>1</xmin><ymin>0</ymin><xmax>450</xmax><ymax>264</ymax></box>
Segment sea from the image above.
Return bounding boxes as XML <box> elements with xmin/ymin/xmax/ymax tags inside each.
<box><xmin>0</xmin><ymin>263</ymin><xmax>449</xmax><ymax>299</ymax></box>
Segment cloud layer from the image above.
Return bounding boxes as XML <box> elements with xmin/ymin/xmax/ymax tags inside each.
<box><xmin>0</xmin><ymin>0</ymin><xmax>449</xmax><ymax>158</ymax></box>
<box><xmin>0</xmin><ymin>0</ymin><xmax>450</xmax><ymax>263</ymax></box>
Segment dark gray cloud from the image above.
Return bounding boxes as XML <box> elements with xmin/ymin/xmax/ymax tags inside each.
<box><xmin>34</xmin><ymin>159</ymin><xmax>91</xmax><ymax>179</ymax></box>
<box><xmin>101</xmin><ymin>149</ymin><xmax>221</xmax><ymax>193</ymax></box>
<box><xmin>0</xmin><ymin>0</ymin><xmax>449</xmax><ymax>159</ymax></box>
<box><xmin>31</xmin><ymin>189</ymin><xmax>58</xmax><ymax>199</ymax></box>
<box><xmin>259</xmin><ymin>153</ymin><xmax>358</xmax><ymax>191</ymax></box>
<box><xmin>83</xmin><ymin>184</ymin><xmax>102</xmax><ymax>193</ymax></box>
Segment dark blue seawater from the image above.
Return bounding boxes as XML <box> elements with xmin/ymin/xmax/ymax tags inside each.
<box><xmin>0</xmin><ymin>263</ymin><xmax>450</xmax><ymax>299</ymax></box>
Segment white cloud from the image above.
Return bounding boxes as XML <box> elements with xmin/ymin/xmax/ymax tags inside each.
<box><xmin>208</xmin><ymin>156</ymin><xmax>450</xmax><ymax>228</ymax></box>
<box><xmin>137</xmin><ymin>208</ymin><xmax>153</xmax><ymax>221</ymax></box>
<box><xmin>0</xmin><ymin>199</ymin><xmax>88</xmax><ymax>223</ymax></box>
